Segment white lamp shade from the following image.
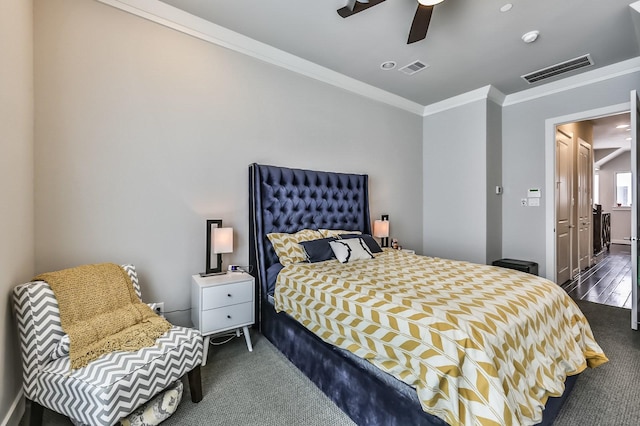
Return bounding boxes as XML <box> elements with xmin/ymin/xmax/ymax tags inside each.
<box><xmin>212</xmin><ymin>227</ymin><xmax>233</xmax><ymax>254</ymax></box>
<box><xmin>373</xmin><ymin>220</ymin><xmax>389</xmax><ymax>238</ymax></box>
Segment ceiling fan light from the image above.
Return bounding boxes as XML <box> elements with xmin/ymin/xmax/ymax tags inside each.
<box><xmin>418</xmin><ymin>0</ymin><xmax>444</xmax><ymax>5</ymax></box>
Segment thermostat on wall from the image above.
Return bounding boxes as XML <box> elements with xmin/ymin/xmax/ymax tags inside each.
<box><xmin>527</xmin><ymin>188</ymin><xmax>541</xmax><ymax>198</ymax></box>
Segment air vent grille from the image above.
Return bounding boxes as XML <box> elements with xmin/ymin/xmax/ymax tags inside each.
<box><xmin>522</xmin><ymin>54</ymin><xmax>593</xmax><ymax>84</ymax></box>
<box><xmin>399</xmin><ymin>60</ymin><xmax>429</xmax><ymax>75</ymax></box>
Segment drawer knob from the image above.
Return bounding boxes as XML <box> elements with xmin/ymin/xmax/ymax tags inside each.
<box><xmin>227</xmin><ymin>294</ymin><xmax>232</xmax><ymax>297</ymax></box>
<box><xmin>227</xmin><ymin>315</ymin><xmax>231</xmax><ymax>319</ymax></box>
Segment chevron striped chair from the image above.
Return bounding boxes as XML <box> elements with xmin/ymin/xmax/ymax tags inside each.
<box><xmin>13</xmin><ymin>264</ymin><xmax>204</xmax><ymax>426</ymax></box>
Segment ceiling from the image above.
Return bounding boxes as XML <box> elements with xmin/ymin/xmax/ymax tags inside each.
<box><xmin>159</xmin><ymin>0</ymin><xmax>640</xmax><ymax>107</ymax></box>
<box><xmin>592</xmin><ymin>112</ymin><xmax>631</xmax><ymax>150</ymax></box>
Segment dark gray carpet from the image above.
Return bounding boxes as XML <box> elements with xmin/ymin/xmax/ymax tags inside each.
<box><xmin>553</xmin><ymin>301</ymin><xmax>640</xmax><ymax>426</ymax></box>
<box><xmin>164</xmin><ymin>333</ymin><xmax>355</xmax><ymax>426</ymax></box>
<box><xmin>23</xmin><ymin>300</ymin><xmax>640</xmax><ymax>425</ymax></box>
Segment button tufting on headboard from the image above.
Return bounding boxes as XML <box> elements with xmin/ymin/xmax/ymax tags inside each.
<box><xmin>249</xmin><ymin>163</ymin><xmax>371</xmax><ymax>311</ymax></box>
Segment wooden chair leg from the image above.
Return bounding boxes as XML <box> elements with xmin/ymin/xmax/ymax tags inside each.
<box><xmin>28</xmin><ymin>399</ymin><xmax>44</xmax><ymax>426</ymax></box>
<box><xmin>187</xmin><ymin>365</ymin><xmax>203</xmax><ymax>403</ymax></box>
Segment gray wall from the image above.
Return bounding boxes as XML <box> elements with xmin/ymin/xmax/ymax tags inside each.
<box><xmin>423</xmin><ymin>99</ymin><xmax>488</xmax><ymax>264</ymax></box>
<box><xmin>502</xmin><ymin>71</ymin><xmax>640</xmax><ymax>277</ymax></box>
<box><xmin>486</xmin><ymin>99</ymin><xmax>503</xmax><ymax>264</ymax></box>
<box><xmin>33</xmin><ymin>0</ymin><xmax>423</xmax><ymax>328</ymax></box>
<box><xmin>0</xmin><ymin>0</ymin><xmax>34</xmax><ymax>424</ymax></box>
<box><xmin>598</xmin><ymin>151</ymin><xmax>632</xmax><ymax>244</ymax></box>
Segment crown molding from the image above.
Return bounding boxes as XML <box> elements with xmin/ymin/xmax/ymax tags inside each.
<box><xmin>487</xmin><ymin>85</ymin><xmax>506</xmax><ymax>106</ymax></box>
<box><xmin>94</xmin><ymin>0</ymin><xmax>640</xmax><ymax>119</ymax></box>
<box><xmin>95</xmin><ymin>0</ymin><xmax>425</xmax><ymax>116</ymax></box>
<box><xmin>421</xmin><ymin>85</ymin><xmax>506</xmax><ymax>117</ymax></box>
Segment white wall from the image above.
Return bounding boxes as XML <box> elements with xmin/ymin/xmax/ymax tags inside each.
<box><xmin>423</xmin><ymin>99</ymin><xmax>489</xmax><ymax>264</ymax></box>
<box><xmin>598</xmin><ymin>151</ymin><xmax>632</xmax><ymax>244</ymax></box>
<box><xmin>34</xmin><ymin>0</ymin><xmax>423</xmax><ymax>326</ymax></box>
<box><xmin>502</xmin><ymin>71</ymin><xmax>640</xmax><ymax>277</ymax></box>
<box><xmin>0</xmin><ymin>0</ymin><xmax>34</xmax><ymax>424</ymax></box>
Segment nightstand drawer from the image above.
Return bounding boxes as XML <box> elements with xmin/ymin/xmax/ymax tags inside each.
<box><xmin>202</xmin><ymin>280</ymin><xmax>253</xmax><ymax>310</ymax></box>
<box><xmin>201</xmin><ymin>302</ymin><xmax>253</xmax><ymax>333</ymax></box>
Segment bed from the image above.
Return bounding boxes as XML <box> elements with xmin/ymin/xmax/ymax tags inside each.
<box><xmin>248</xmin><ymin>163</ymin><xmax>606</xmax><ymax>426</ymax></box>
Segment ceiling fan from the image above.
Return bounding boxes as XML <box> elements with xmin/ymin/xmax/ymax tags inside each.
<box><xmin>337</xmin><ymin>0</ymin><xmax>445</xmax><ymax>44</ymax></box>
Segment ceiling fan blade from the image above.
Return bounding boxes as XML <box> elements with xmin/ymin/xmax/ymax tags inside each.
<box><xmin>407</xmin><ymin>4</ymin><xmax>433</xmax><ymax>44</ymax></box>
<box><xmin>338</xmin><ymin>0</ymin><xmax>386</xmax><ymax>18</ymax></box>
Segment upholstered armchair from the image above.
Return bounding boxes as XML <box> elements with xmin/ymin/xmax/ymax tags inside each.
<box><xmin>13</xmin><ymin>264</ymin><xmax>203</xmax><ymax>426</ymax></box>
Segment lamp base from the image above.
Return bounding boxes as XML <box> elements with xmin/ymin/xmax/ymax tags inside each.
<box><xmin>199</xmin><ymin>271</ymin><xmax>228</xmax><ymax>277</ymax></box>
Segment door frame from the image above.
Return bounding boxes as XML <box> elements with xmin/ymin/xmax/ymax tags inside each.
<box><xmin>555</xmin><ymin>128</ymin><xmax>574</xmax><ymax>284</ymax></box>
<box><xmin>544</xmin><ymin>102</ymin><xmax>630</xmax><ymax>282</ymax></box>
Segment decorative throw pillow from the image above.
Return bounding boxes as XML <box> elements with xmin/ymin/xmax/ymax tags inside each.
<box><xmin>300</xmin><ymin>237</ymin><xmax>337</xmax><ymax>263</ymax></box>
<box><xmin>267</xmin><ymin>229</ymin><xmax>323</xmax><ymax>265</ymax></box>
<box><xmin>339</xmin><ymin>233</ymin><xmax>383</xmax><ymax>253</ymax></box>
<box><xmin>50</xmin><ymin>334</ymin><xmax>71</xmax><ymax>360</ymax></box>
<box><xmin>329</xmin><ymin>238</ymin><xmax>374</xmax><ymax>263</ymax></box>
<box><xmin>319</xmin><ymin>229</ymin><xmax>362</xmax><ymax>238</ymax></box>
<box><xmin>119</xmin><ymin>380</ymin><xmax>183</xmax><ymax>426</ymax></box>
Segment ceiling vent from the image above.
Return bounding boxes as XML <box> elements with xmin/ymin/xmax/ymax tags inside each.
<box><xmin>522</xmin><ymin>54</ymin><xmax>593</xmax><ymax>84</ymax></box>
<box><xmin>398</xmin><ymin>60</ymin><xmax>429</xmax><ymax>75</ymax></box>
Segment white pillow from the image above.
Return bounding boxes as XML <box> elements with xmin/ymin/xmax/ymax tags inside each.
<box><xmin>329</xmin><ymin>238</ymin><xmax>374</xmax><ymax>263</ymax></box>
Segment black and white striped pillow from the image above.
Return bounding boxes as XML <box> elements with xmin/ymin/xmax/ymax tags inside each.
<box><xmin>329</xmin><ymin>238</ymin><xmax>374</xmax><ymax>263</ymax></box>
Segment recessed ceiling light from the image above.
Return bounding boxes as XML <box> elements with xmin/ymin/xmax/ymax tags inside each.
<box><xmin>500</xmin><ymin>3</ymin><xmax>513</xmax><ymax>12</ymax></box>
<box><xmin>521</xmin><ymin>31</ymin><xmax>539</xmax><ymax>44</ymax></box>
<box><xmin>616</xmin><ymin>124</ymin><xmax>630</xmax><ymax>129</ymax></box>
<box><xmin>380</xmin><ymin>61</ymin><xmax>396</xmax><ymax>70</ymax></box>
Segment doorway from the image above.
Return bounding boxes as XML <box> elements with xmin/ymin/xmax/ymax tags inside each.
<box><xmin>546</xmin><ymin>97</ymin><xmax>639</xmax><ymax>329</ymax></box>
<box><xmin>556</xmin><ymin>112</ymin><xmax>632</xmax><ymax>309</ymax></box>
<box><xmin>545</xmin><ymin>102</ymin><xmax>629</xmax><ymax>281</ymax></box>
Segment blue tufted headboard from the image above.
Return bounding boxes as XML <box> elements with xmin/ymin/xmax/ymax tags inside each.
<box><xmin>249</xmin><ymin>163</ymin><xmax>371</xmax><ymax>311</ymax></box>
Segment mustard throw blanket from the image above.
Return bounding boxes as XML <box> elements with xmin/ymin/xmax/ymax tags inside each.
<box><xmin>35</xmin><ymin>263</ymin><xmax>172</xmax><ymax>370</ymax></box>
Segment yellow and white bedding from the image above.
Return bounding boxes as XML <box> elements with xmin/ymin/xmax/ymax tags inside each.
<box><xmin>274</xmin><ymin>249</ymin><xmax>607</xmax><ymax>426</ymax></box>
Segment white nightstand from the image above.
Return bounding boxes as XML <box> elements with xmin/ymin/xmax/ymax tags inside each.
<box><xmin>401</xmin><ymin>249</ymin><xmax>415</xmax><ymax>255</ymax></box>
<box><xmin>191</xmin><ymin>272</ymin><xmax>255</xmax><ymax>366</ymax></box>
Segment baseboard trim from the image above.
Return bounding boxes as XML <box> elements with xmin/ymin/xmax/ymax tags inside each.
<box><xmin>1</xmin><ymin>390</ymin><xmax>24</xmax><ymax>426</ymax></box>
<box><xmin>611</xmin><ymin>239</ymin><xmax>631</xmax><ymax>245</ymax></box>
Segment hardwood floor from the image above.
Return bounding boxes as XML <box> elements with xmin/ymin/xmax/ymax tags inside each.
<box><xmin>561</xmin><ymin>244</ymin><xmax>632</xmax><ymax>309</ymax></box>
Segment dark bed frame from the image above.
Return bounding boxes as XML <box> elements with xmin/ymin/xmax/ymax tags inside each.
<box><xmin>248</xmin><ymin>163</ymin><xmax>576</xmax><ymax>426</ymax></box>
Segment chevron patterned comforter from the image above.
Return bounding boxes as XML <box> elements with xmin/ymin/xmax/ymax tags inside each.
<box><xmin>274</xmin><ymin>249</ymin><xmax>607</xmax><ymax>426</ymax></box>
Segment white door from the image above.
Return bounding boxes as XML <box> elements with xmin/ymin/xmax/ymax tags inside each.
<box><xmin>577</xmin><ymin>140</ymin><xmax>592</xmax><ymax>270</ymax></box>
<box><xmin>556</xmin><ymin>130</ymin><xmax>573</xmax><ymax>284</ymax></box>
<box><xmin>631</xmin><ymin>90</ymin><xmax>640</xmax><ymax>330</ymax></box>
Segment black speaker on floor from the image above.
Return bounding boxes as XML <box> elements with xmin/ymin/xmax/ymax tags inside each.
<box><xmin>492</xmin><ymin>258</ymin><xmax>538</xmax><ymax>276</ymax></box>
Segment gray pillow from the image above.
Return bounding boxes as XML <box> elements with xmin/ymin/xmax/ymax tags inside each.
<box><xmin>339</xmin><ymin>233</ymin><xmax>383</xmax><ymax>253</ymax></box>
<box><xmin>300</xmin><ymin>237</ymin><xmax>337</xmax><ymax>263</ymax></box>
